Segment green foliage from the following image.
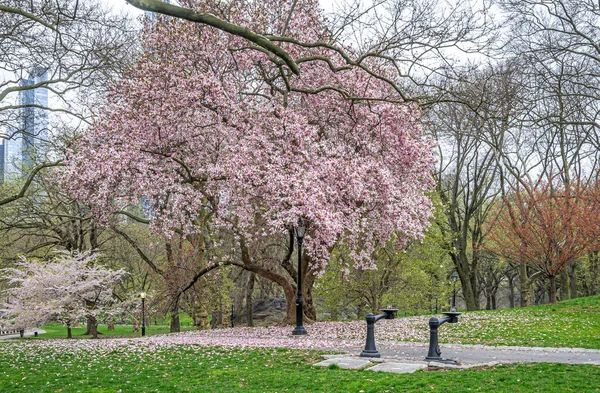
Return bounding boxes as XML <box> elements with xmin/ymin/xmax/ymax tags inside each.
<box><xmin>0</xmin><ymin>345</ymin><xmax>597</xmax><ymax>392</ymax></box>
<box><xmin>314</xmin><ymin>199</ymin><xmax>453</xmax><ymax>319</ymax></box>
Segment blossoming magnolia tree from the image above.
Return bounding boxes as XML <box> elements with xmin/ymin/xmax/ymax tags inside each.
<box><xmin>1</xmin><ymin>251</ymin><xmax>128</xmax><ymax>338</ymax></box>
<box><xmin>65</xmin><ymin>0</ymin><xmax>435</xmax><ymax>323</ymax></box>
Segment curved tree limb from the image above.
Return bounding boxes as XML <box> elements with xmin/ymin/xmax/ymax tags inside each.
<box><xmin>124</xmin><ymin>0</ymin><xmax>300</xmax><ymax>75</ymax></box>
<box><xmin>0</xmin><ymin>161</ymin><xmax>64</xmax><ymax>206</ymax></box>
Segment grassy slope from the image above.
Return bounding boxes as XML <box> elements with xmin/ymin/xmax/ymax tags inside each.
<box><xmin>0</xmin><ymin>346</ymin><xmax>598</xmax><ymax>393</ymax></box>
<box><xmin>439</xmin><ymin>295</ymin><xmax>600</xmax><ymax>349</ymax></box>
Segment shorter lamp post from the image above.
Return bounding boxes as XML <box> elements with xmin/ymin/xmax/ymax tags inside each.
<box><xmin>450</xmin><ymin>271</ymin><xmax>458</xmax><ymax>312</ymax></box>
<box><xmin>292</xmin><ymin>218</ymin><xmax>307</xmax><ymax>336</ymax></box>
<box><xmin>140</xmin><ymin>290</ymin><xmax>146</xmax><ymax>337</ymax></box>
<box><xmin>231</xmin><ymin>297</ymin><xmax>235</xmax><ymax>328</ymax></box>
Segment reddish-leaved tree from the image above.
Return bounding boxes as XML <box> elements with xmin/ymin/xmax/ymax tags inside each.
<box><xmin>487</xmin><ymin>176</ymin><xmax>600</xmax><ymax>303</ymax></box>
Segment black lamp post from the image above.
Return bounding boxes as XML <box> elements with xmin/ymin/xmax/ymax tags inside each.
<box><xmin>140</xmin><ymin>290</ymin><xmax>146</xmax><ymax>337</ymax></box>
<box><xmin>231</xmin><ymin>297</ymin><xmax>235</xmax><ymax>328</ymax></box>
<box><xmin>450</xmin><ymin>271</ymin><xmax>458</xmax><ymax>312</ymax></box>
<box><xmin>292</xmin><ymin>218</ymin><xmax>307</xmax><ymax>336</ymax></box>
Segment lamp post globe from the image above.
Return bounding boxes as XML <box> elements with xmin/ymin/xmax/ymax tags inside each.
<box><xmin>140</xmin><ymin>290</ymin><xmax>146</xmax><ymax>337</ymax></box>
<box><xmin>292</xmin><ymin>218</ymin><xmax>307</xmax><ymax>336</ymax></box>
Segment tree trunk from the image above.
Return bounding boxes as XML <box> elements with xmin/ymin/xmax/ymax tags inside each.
<box><xmin>245</xmin><ymin>272</ymin><xmax>255</xmax><ymax>327</ymax></box>
<box><xmin>239</xmin><ymin>239</ymin><xmax>299</xmax><ymax>325</ymax></box>
<box><xmin>549</xmin><ymin>275</ymin><xmax>557</xmax><ymax>304</ymax></box>
<box><xmin>170</xmin><ymin>309</ymin><xmax>181</xmax><ymax>333</ymax></box>
<box><xmin>534</xmin><ymin>281</ymin><xmax>547</xmax><ymax>305</ymax></box>
<box><xmin>591</xmin><ymin>252</ymin><xmax>598</xmax><ymax>295</ymax></box>
<box><xmin>282</xmin><ymin>281</ymin><xmax>297</xmax><ymax>325</ymax></box>
<box><xmin>67</xmin><ymin>323</ymin><xmax>72</xmax><ymax>339</ymax></box>
<box><xmin>560</xmin><ymin>269</ymin><xmax>569</xmax><ymax>300</ymax></box>
<box><xmin>507</xmin><ymin>274</ymin><xmax>515</xmax><ymax>308</ymax></box>
<box><xmin>519</xmin><ymin>264</ymin><xmax>531</xmax><ymax>307</ymax></box>
<box><xmin>303</xmin><ymin>256</ymin><xmax>317</xmax><ymax>321</ymax></box>
<box><xmin>194</xmin><ymin>280</ymin><xmax>211</xmax><ymax>330</ymax></box>
<box><xmin>210</xmin><ymin>312</ymin><xmax>222</xmax><ymax>329</ymax></box>
<box><xmin>460</xmin><ymin>270</ymin><xmax>478</xmax><ymax>311</ymax></box>
<box><xmin>582</xmin><ymin>279</ymin><xmax>590</xmax><ymax>297</ymax></box>
<box><xmin>234</xmin><ymin>293</ymin><xmax>244</xmax><ymax>325</ymax></box>
<box><xmin>87</xmin><ymin>316</ymin><xmax>99</xmax><ymax>339</ymax></box>
<box><xmin>107</xmin><ymin>317</ymin><xmax>115</xmax><ymax>331</ymax></box>
<box><xmin>233</xmin><ymin>271</ymin><xmax>247</xmax><ymax>325</ymax></box>
<box><xmin>568</xmin><ymin>263</ymin><xmax>578</xmax><ymax>299</ymax></box>
<box><xmin>452</xmin><ymin>251</ymin><xmax>478</xmax><ymax>311</ymax></box>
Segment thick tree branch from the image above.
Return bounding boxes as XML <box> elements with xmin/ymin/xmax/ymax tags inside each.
<box><xmin>0</xmin><ymin>161</ymin><xmax>63</xmax><ymax>206</ymax></box>
<box><xmin>124</xmin><ymin>0</ymin><xmax>300</xmax><ymax>75</ymax></box>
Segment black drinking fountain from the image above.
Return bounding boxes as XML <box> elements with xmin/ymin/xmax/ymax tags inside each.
<box><xmin>359</xmin><ymin>306</ymin><xmax>398</xmax><ymax>358</ymax></box>
<box><xmin>425</xmin><ymin>311</ymin><xmax>462</xmax><ymax>364</ymax></box>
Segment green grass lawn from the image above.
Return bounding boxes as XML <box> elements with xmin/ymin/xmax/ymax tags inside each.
<box><xmin>0</xmin><ymin>345</ymin><xmax>598</xmax><ymax>393</ymax></box>
<box><xmin>36</xmin><ymin>314</ymin><xmax>196</xmax><ymax>339</ymax></box>
<box><xmin>439</xmin><ymin>295</ymin><xmax>600</xmax><ymax>349</ymax></box>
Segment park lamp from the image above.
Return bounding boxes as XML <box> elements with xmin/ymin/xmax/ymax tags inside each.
<box><xmin>230</xmin><ymin>296</ymin><xmax>235</xmax><ymax>328</ymax></box>
<box><xmin>450</xmin><ymin>271</ymin><xmax>458</xmax><ymax>283</ymax></box>
<box><xmin>140</xmin><ymin>290</ymin><xmax>146</xmax><ymax>337</ymax></box>
<box><xmin>292</xmin><ymin>217</ymin><xmax>307</xmax><ymax>335</ymax></box>
<box><xmin>450</xmin><ymin>271</ymin><xmax>458</xmax><ymax>312</ymax></box>
<box><xmin>296</xmin><ymin>217</ymin><xmax>305</xmax><ymax>240</ymax></box>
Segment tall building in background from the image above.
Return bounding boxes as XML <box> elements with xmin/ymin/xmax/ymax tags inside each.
<box><xmin>2</xmin><ymin>67</ymin><xmax>49</xmax><ymax>182</ymax></box>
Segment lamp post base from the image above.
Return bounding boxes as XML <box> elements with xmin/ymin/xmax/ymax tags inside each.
<box><xmin>360</xmin><ymin>349</ymin><xmax>381</xmax><ymax>358</ymax></box>
<box><xmin>425</xmin><ymin>357</ymin><xmax>458</xmax><ymax>365</ymax></box>
<box><xmin>292</xmin><ymin>325</ymin><xmax>307</xmax><ymax>335</ymax></box>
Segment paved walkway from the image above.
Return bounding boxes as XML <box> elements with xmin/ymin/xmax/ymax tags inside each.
<box><xmin>337</xmin><ymin>341</ymin><xmax>600</xmax><ymax>365</ymax></box>
<box><xmin>360</xmin><ymin>342</ymin><xmax>600</xmax><ymax>365</ymax></box>
<box><xmin>313</xmin><ymin>341</ymin><xmax>600</xmax><ymax>373</ymax></box>
<box><xmin>0</xmin><ymin>329</ymin><xmax>46</xmax><ymax>340</ymax></box>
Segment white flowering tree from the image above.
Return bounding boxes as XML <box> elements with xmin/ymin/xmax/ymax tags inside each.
<box><xmin>1</xmin><ymin>251</ymin><xmax>128</xmax><ymax>338</ymax></box>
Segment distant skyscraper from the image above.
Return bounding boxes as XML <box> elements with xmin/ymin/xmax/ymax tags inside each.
<box><xmin>0</xmin><ymin>141</ymin><xmax>4</xmax><ymax>184</ymax></box>
<box><xmin>3</xmin><ymin>66</ymin><xmax>48</xmax><ymax>181</ymax></box>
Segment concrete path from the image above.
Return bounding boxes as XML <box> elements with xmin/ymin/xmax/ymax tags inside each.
<box><xmin>0</xmin><ymin>329</ymin><xmax>46</xmax><ymax>340</ymax></box>
<box><xmin>313</xmin><ymin>342</ymin><xmax>600</xmax><ymax>374</ymax></box>
<box><xmin>327</xmin><ymin>341</ymin><xmax>600</xmax><ymax>366</ymax></box>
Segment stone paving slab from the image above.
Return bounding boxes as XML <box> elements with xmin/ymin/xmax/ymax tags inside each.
<box><xmin>314</xmin><ymin>355</ymin><xmax>510</xmax><ymax>374</ymax></box>
<box><xmin>321</xmin><ymin>354</ymin><xmax>349</xmax><ymax>359</ymax></box>
<box><xmin>367</xmin><ymin>362</ymin><xmax>426</xmax><ymax>374</ymax></box>
<box><xmin>313</xmin><ymin>358</ymin><xmax>372</xmax><ymax>369</ymax></box>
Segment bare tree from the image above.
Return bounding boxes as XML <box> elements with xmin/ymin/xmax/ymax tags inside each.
<box><xmin>0</xmin><ymin>0</ymin><xmax>137</xmax><ymax>204</ymax></box>
<box><xmin>430</xmin><ymin>67</ymin><xmax>509</xmax><ymax>310</ymax></box>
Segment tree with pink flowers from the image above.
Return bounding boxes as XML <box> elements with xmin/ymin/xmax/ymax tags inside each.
<box><xmin>1</xmin><ymin>251</ymin><xmax>128</xmax><ymax>338</ymax></box>
<box><xmin>65</xmin><ymin>0</ymin><xmax>435</xmax><ymax>323</ymax></box>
